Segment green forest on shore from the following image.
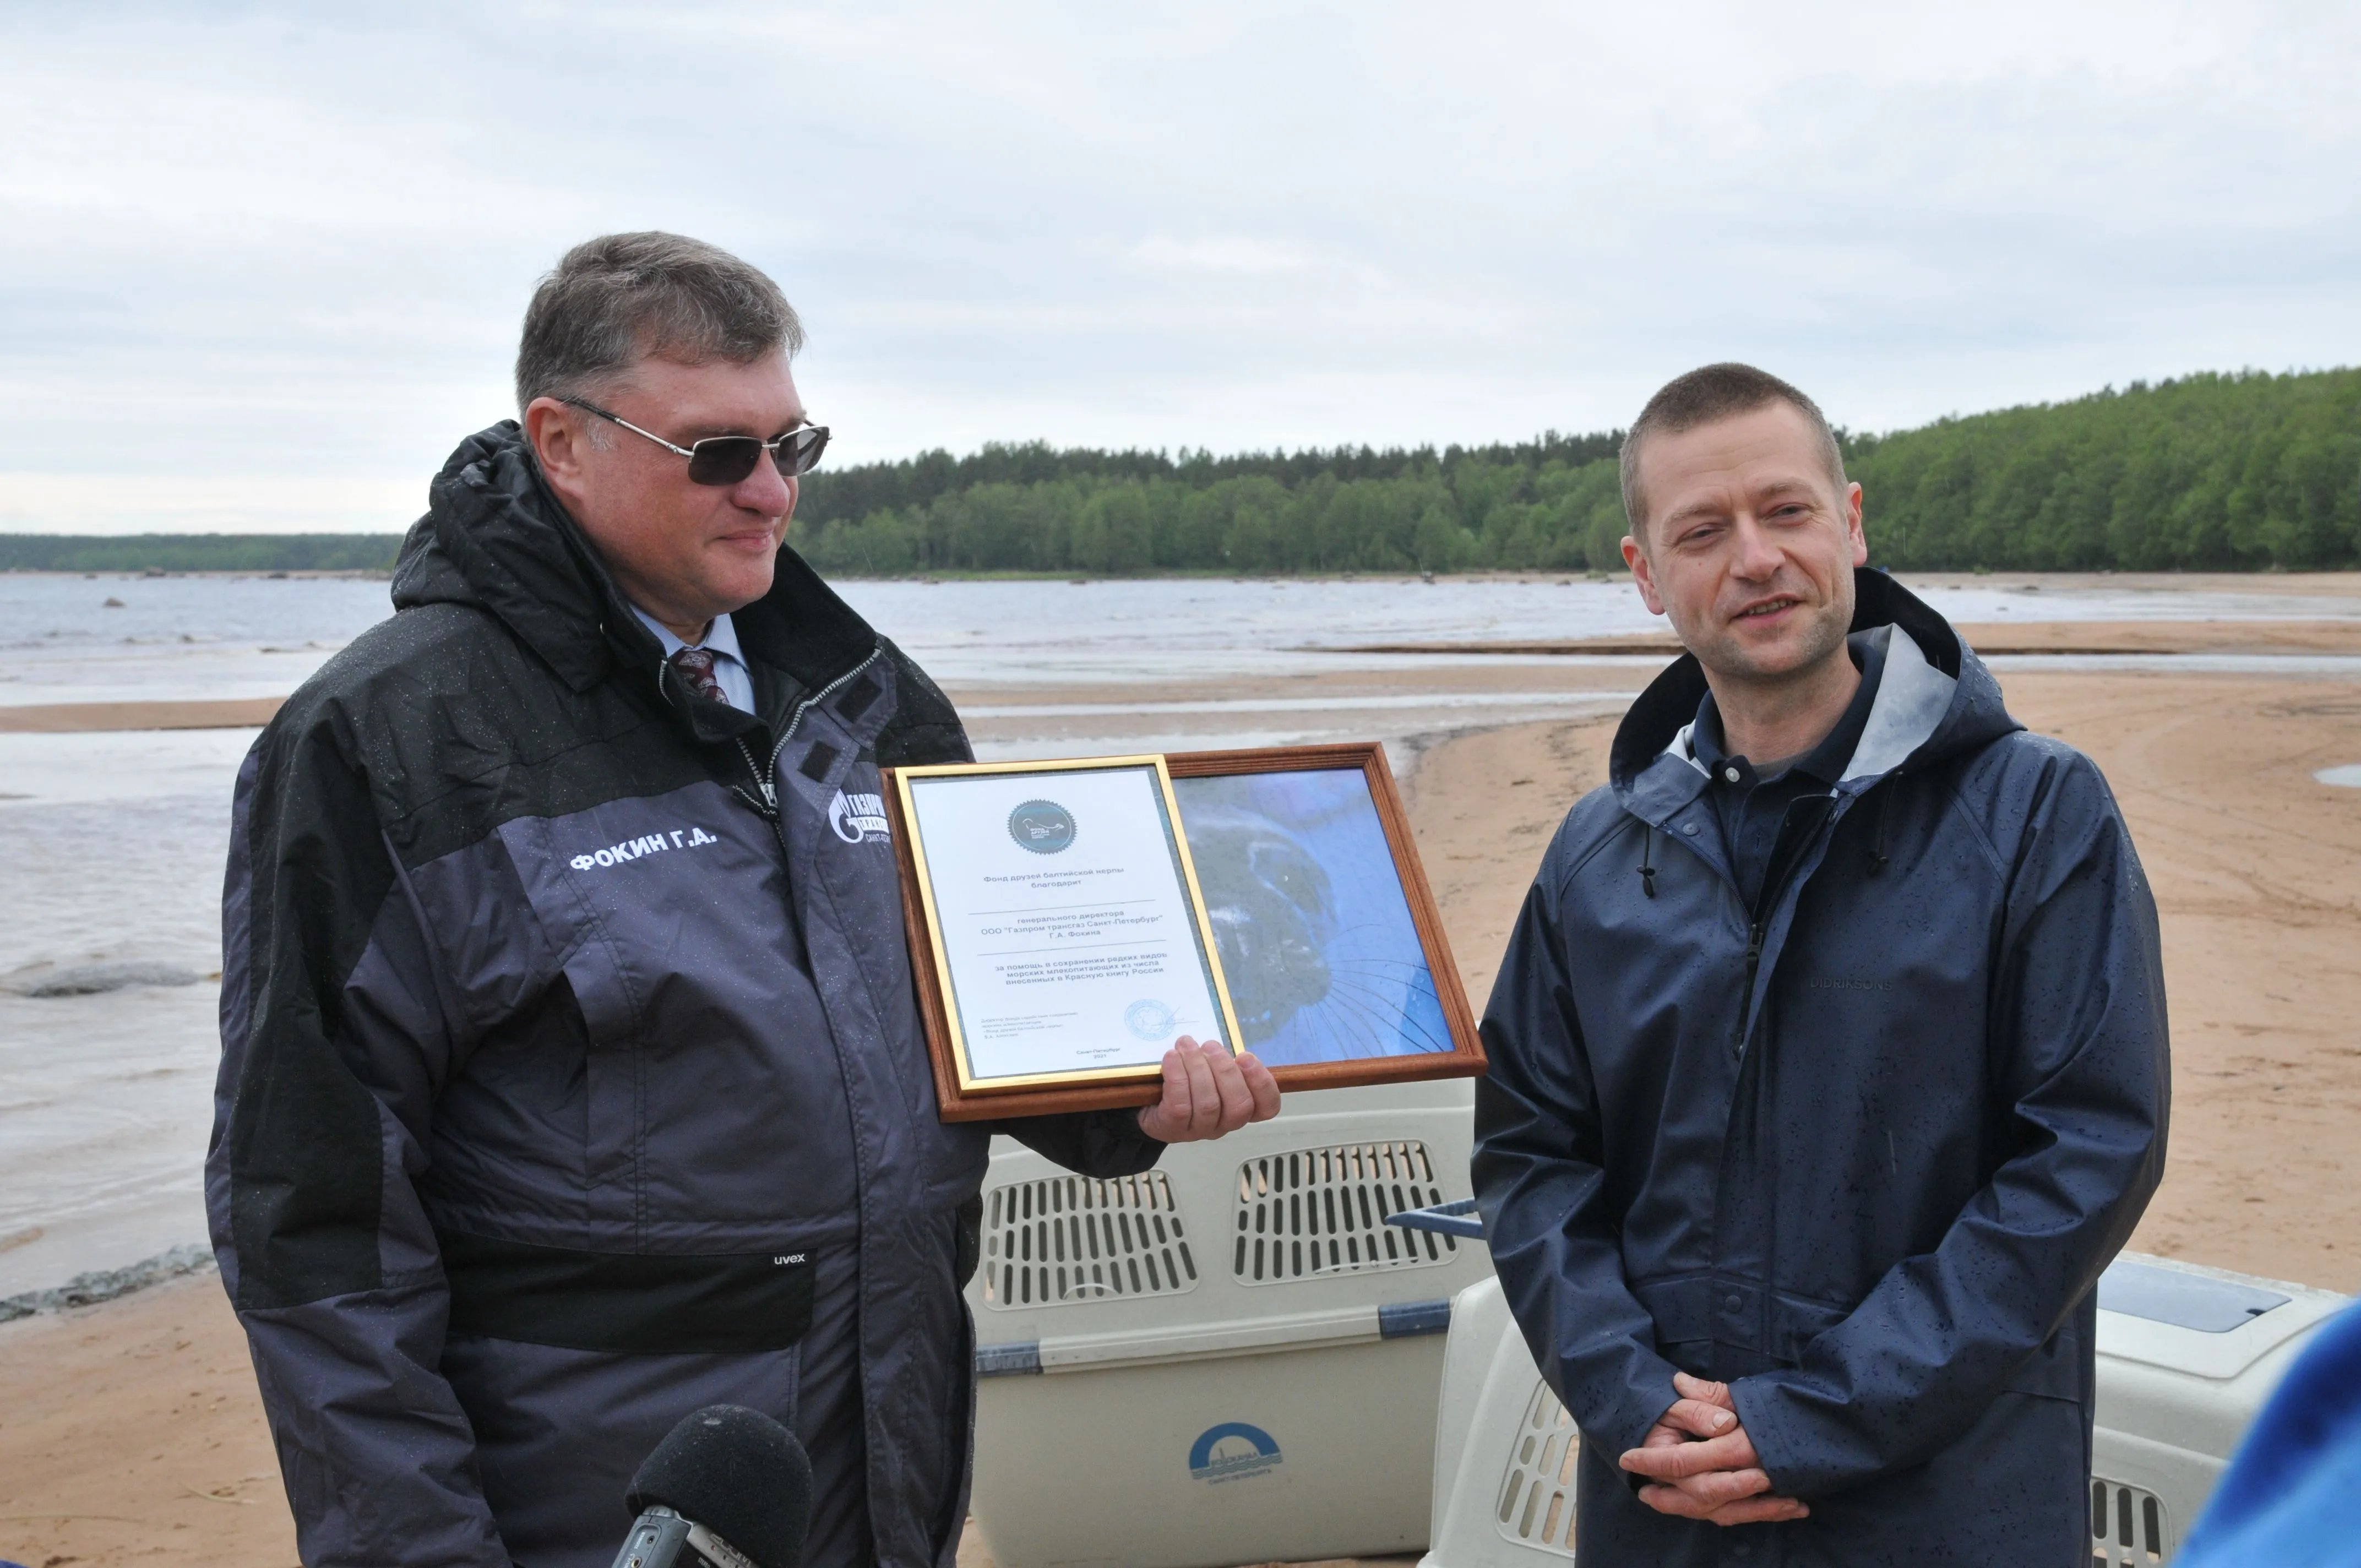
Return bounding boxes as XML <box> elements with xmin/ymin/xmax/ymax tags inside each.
<box><xmin>0</xmin><ymin>532</ymin><xmax>405</xmax><ymax>573</ymax></box>
<box><xmin>6</xmin><ymin>368</ymin><xmax>2355</xmax><ymax>576</ymax></box>
<box><xmin>794</xmin><ymin>368</ymin><xmax>2359</xmax><ymax>576</ymax></box>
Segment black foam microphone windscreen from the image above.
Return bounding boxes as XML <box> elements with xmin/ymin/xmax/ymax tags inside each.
<box><xmin>625</xmin><ymin>1404</ymin><xmax>813</xmax><ymax>1568</ymax></box>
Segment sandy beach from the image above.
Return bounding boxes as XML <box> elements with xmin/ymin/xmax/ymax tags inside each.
<box><xmin>3</xmin><ymin>579</ymin><xmax>2358</xmax><ymax>1567</ymax></box>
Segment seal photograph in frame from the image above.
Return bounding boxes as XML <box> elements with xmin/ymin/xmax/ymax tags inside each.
<box><xmin>884</xmin><ymin>743</ymin><xmax>1484</xmax><ymax>1121</ymax></box>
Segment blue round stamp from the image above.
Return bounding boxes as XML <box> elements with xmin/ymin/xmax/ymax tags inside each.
<box><xmin>1007</xmin><ymin>799</ymin><xmax>1077</xmax><ymax>854</ymax></box>
<box><xmin>1125</xmin><ymin>998</ymin><xmax>1178</xmax><ymax>1041</ymax></box>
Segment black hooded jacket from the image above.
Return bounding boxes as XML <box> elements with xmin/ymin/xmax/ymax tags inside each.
<box><xmin>207</xmin><ymin>421</ymin><xmax>1158</xmax><ymax>1567</ymax></box>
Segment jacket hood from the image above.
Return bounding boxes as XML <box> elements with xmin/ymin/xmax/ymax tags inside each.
<box><xmin>392</xmin><ymin>420</ymin><xmax>887</xmax><ymax>707</ymax></box>
<box><xmin>1609</xmin><ymin>568</ymin><xmax>2021</xmax><ymax>801</ymax></box>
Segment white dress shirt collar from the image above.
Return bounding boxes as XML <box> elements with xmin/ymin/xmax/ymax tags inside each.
<box><xmin>628</xmin><ymin>605</ymin><xmax>756</xmax><ymax>714</ymax></box>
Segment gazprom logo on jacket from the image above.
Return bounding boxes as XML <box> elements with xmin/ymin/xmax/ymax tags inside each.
<box><xmin>829</xmin><ymin>790</ymin><xmax>892</xmax><ymax>845</ymax></box>
<box><xmin>1188</xmin><ymin>1422</ymin><xmax>1283</xmax><ymax>1484</ymax></box>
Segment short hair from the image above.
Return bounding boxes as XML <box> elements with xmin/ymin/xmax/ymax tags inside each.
<box><xmin>514</xmin><ymin>232</ymin><xmax>804</xmax><ymax>412</ymax></box>
<box><xmin>1619</xmin><ymin>362</ymin><xmax>1847</xmax><ymax>537</ymax></box>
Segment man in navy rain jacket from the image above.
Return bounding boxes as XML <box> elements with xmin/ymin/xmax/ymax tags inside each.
<box><xmin>207</xmin><ymin>233</ymin><xmax>1279</xmax><ymax>1568</ymax></box>
<box><xmin>1474</xmin><ymin>362</ymin><xmax>2169</xmax><ymax>1565</ymax></box>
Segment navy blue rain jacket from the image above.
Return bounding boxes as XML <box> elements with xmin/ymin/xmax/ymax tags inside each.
<box><xmin>1473</xmin><ymin>571</ymin><xmax>2169</xmax><ymax>1566</ymax></box>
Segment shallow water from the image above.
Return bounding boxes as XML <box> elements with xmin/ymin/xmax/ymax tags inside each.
<box><xmin>1</xmin><ymin>786</ymin><xmax>242</xmax><ymax>1294</ymax></box>
<box><xmin>10</xmin><ymin>571</ymin><xmax>2360</xmax><ymax>709</ymax></box>
<box><xmin>1</xmin><ymin>570</ymin><xmax>2354</xmax><ymax>1294</ymax></box>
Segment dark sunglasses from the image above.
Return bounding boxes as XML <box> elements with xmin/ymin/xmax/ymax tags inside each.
<box><xmin>562</xmin><ymin>396</ymin><xmax>831</xmax><ymax>485</ymax></box>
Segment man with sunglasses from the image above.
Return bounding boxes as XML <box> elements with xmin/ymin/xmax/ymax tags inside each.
<box><xmin>208</xmin><ymin>231</ymin><xmax>1279</xmax><ymax>1568</ymax></box>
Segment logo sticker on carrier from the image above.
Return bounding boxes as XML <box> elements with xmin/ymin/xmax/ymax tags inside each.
<box><xmin>1188</xmin><ymin>1422</ymin><xmax>1283</xmax><ymax>1484</ymax></box>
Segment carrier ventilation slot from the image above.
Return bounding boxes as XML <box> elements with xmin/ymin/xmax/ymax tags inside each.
<box><xmin>980</xmin><ymin>1171</ymin><xmax>1198</xmax><ymax>1309</ymax></box>
<box><xmin>1494</xmin><ymin>1379</ymin><xmax>1580</xmax><ymax>1559</ymax></box>
<box><xmin>2091</xmin><ymin>1478</ymin><xmax>2171</xmax><ymax>1566</ymax></box>
<box><xmin>1232</xmin><ymin>1140</ymin><xmax>1458</xmax><ymax>1284</ymax></box>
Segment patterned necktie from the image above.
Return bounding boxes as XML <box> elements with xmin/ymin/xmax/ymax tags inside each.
<box><xmin>670</xmin><ymin>645</ymin><xmax>727</xmax><ymax>704</ymax></box>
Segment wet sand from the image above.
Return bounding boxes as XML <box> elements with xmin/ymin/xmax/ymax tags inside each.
<box><xmin>1337</xmin><ymin>618</ymin><xmax>2361</xmax><ymax>657</ymax></box>
<box><xmin>0</xmin><ymin>1273</ymin><xmax>291</xmax><ymax>1566</ymax></box>
<box><xmin>4</xmin><ymin>632</ymin><xmax>2358</xmax><ymax>1566</ymax></box>
<box><xmin>0</xmin><ymin>698</ymin><xmax>285</xmax><ymax>733</ymax></box>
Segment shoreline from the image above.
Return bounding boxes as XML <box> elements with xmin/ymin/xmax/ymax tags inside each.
<box><xmin>0</xmin><ymin>697</ymin><xmax>286</xmax><ymax>733</ymax></box>
<box><xmin>0</xmin><ymin>1244</ymin><xmax>216</xmax><ymax>1324</ymax></box>
<box><xmin>1331</xmin><ymin>619</ymin><xmax>2361</xmax><ymax>658</ymax></box>
<box><xmin>6</xmin><ymin>613</ymin><xmax>2361</xmax><ymax>736</ymax></box>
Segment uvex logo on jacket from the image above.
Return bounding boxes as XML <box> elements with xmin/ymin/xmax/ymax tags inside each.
<box><xmin>829</xmin><ymin>790</ymin><xmax>891</xmax><ymax>845</ymax></box>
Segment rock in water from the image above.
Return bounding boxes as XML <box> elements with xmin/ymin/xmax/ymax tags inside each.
<box><xmin>14</xmin><ymin>961</ymin><xmax>205</xmax><ymax>997</ymax></box>
<box><xmin>0</xmin><ymin>1243</ymin><xmax>216</xmax><ymax>1321</ymax></box>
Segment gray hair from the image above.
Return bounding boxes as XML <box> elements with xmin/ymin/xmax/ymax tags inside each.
<box><xmin>514</xmin><ymin>231</ymin><xmax>805</xmax><ymax>413</ymax></box>
<box><xmin>1619</xmin><ymin>362</ymin><xmax>1847</xmax><ymax>538</ymax></box>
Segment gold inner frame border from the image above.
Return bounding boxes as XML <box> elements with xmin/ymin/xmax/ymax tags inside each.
<box><xmin>890</xmin><ymin>753</ymin><xmax>1247</xmax><ymax>1095</ymax></box>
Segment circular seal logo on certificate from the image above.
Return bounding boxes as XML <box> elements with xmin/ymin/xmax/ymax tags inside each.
<box><xmin>1125</xmin><ymin>998</ymin><xmax>1178</xmax><ymax>1041</ymax></box>
<box><xmin>1007</xmin><ymin>799</ymin><xmax>1078</xmax><ymax>854</ymax></box>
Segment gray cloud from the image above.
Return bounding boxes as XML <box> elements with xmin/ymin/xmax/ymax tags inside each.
<box><xmin>2</xmin><ymin>0</ymin><xmax>2355</xmax><ymax>531</ymax></box>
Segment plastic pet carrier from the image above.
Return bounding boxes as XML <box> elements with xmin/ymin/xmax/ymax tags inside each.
<box><xmin>964</xmin><ymin>1078</ymin><xmax>1494</xmax><ymax>1568</ymax></box>
<box><xmin>1413</xmin><ymin>1249</ymin><xmax>2348</xmax><ymax>1567</ymax></box>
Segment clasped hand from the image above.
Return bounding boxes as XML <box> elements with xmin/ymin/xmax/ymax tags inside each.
<box><xmin>1134</xmin><ymin>1037</ymin><xmax>1281</xmax><ymax>1141</ymax></box>
<box><xmin>1618</xmin><ymin>1371</ymin><xmax>1809</xmax><ymax>1526</ymax></box>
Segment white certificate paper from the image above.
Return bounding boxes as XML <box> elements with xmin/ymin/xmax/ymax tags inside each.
<box><xmin>905</xmin><ymin>763</ymin><xmax>1230</xmax><ymax>1085</ymax></box>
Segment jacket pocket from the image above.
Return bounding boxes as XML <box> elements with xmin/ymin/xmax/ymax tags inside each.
<box><xmin>439</xmin><ymin>1228</ymin><xmax>817</xmax><ymax>1353</ymax></box>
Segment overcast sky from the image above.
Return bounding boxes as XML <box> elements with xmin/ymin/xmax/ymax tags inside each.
<box><xmin>3</xmin><ymin>1</ymin><xmax>2356</xmax><ymax>534</ymax></box>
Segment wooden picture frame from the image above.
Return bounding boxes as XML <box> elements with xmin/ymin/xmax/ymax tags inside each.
<box><xmin>885</xmin><ymin>742</ymin><xmax>1486</xmax><ymax>1123</ymax></box>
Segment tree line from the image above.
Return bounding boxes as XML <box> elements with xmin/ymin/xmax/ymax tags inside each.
<box><xmin>0</xmin><ymin>533</ymin><xmax>402</xmax><ymax>573</ymax></box>
<box><xmin>792</xmin><ymin>368</ymin><xmax>2359</xmax><ymax>575</ymax></box>
<box><xmin>4</xmin><ymin>369</ymin><xmax>2351</xmax><ymax>575</ymax></box>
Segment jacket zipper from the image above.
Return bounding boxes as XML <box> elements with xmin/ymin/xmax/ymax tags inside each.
<box><xmin>733</xmin><ymin>738</ymin><xmax>779</xmax><ymax>814</ymax></box>
<box><xmin>1734</xmin><ymin>918</ymin><xmax>1769</xmax><ymax>1060</ymax></box>
<box><xmin>721</xmin><ymin>647</ymin><xmax>884</xmax><ymax>949</ymax></box>
<box><xmin>726</xmin><ymin>642</ymin><xmax>888</xmax><ymax>816</ymax></box>
<box><xmin>1740</xmin><ymin>923</ymin><xmax>1766</xmax><ymax>1026</ymax></box>
<box><xmin>1732</xmin><ymin>790</ymin><xmax>1842</xmax><ymax>1056</ymax></box>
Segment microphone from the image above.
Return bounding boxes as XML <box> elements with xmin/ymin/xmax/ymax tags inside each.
<box><xmin>610</xmin><ymin>1404</ymin><xmax>813</xmax><ymax>1568</ymax></box>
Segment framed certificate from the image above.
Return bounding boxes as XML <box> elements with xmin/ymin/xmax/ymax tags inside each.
<box><xmin>888</xmin><ymin>756</ymin><xmax>1247</xmax><ymax>1118</ymax></box>
<box><xmin>886</xmin><ymin>744</ymin><xmax>1485</xmax><ymax>1122</ymax></box>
